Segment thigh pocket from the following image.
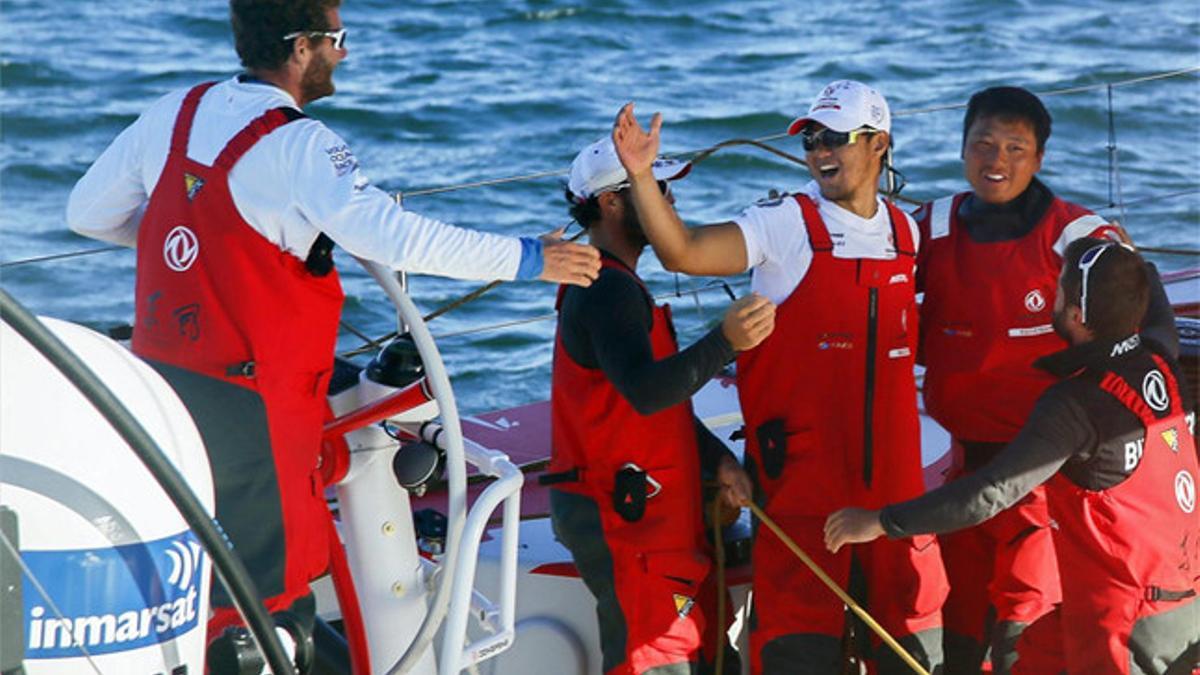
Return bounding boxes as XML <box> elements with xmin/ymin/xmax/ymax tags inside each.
<box><xmin>628</xmin><ymin>549</ymin><xmax>710</xmax><ymax>656</ymax></box>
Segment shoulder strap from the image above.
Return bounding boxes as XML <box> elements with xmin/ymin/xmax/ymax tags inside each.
<box><xmin>1098</xmin><ymin>354</ymin><xmax>1184</xmax><ymax>427</ymax></box>
<box><xmin>213</xmin><ymin>107</ymin><xmax>307</xmax><ymax>171</ymax></box>
<box><xmin>927</xmin><ymin>195</ymin><xmax>957</xmax><ymax>240</ymax></box>
<box><xmin>794</xmin><ymin>194</ymin><xmax>833</xmax><ymax>253</ymax></box>
<box><xmin>169</xmin><ymin>82</ymin><xmax>219</xmax><ymax>156</ymax></box>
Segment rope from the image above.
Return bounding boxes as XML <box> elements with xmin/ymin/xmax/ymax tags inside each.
<box><xmin>1107</xmin><ymin>85</ymin><xmax>1130</xmax><ymax>226</ymax></box>
<box><xmin>338</xmin><ymin>278</ymin><xmax>750</xmax><ymax>357</ymax></box>
<box><xmin>384</xmin><ymin>67</ymin><xmax>1200</xmax><ymax>200</ymax></box>
<box><xmin>710</xmin><ymin>497</ymin><xmax>728</xmax><ymax>675</ymax></box>
<box><xmin>746</xmin><ymin>501</ymin><xmax>931</xmax><ymax>675</ymax></box>
<box><xmin>0</xmin><ymin>244</ymin><xmax>124</xmax><ymax>269</ymax></box>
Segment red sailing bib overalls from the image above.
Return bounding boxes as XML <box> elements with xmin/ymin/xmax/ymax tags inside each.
<box><xmin>132</xmin><ymin>83</ymin><xmax>344</xmax><ymax>629</ymax></box>
<box><xmin>549</xmin><ymin>258</ymin><xmax>710</xmax><ymax>674</ymax></box>
<box><xmin>737</xmin><ymin>195</ymin><xmax>946</xmax><ymax>674</ymax></box>
<box><xmin>919</xmin><ymin>192</ymin><xmax>1112</xmax><ymax>442</ymax></box>
<box><xmin>917</xmin><ymin>192</ymin><xmax>1113</xmax><ymax>670</ymax></box>
<box><xmin>1034</xmin><ymin>356</ymin><xmax>1200</xmax><ymax>674</ymax></box>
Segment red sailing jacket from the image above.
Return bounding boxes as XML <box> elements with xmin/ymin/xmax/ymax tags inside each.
<box><xmin>549</xmin><ymin>258</ymin><xmax>704</xmax><ymax>553</ymax></box>
<box><xmin>737</xmin><ymin>195</ymin><xmax>924</xmax><ymax>515</ymax></box>
<box><xmin>132</xmin><ymin>82</ymin><xmax>345</xmax><ymax>603</ymax></box>
<box><xmin>1047</xmin><ymin>354</ymin><xmax>1200</xmax><ymax>671</ymax></box>
<box><xmin>918</xmin><ymin>192</ymin><xmax>1113</xmax><ymax>443</ymax></box>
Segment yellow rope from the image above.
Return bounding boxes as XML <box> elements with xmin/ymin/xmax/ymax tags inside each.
<box><xmin>746</xmin><ymin>501</ymin><xmax>931</xmax><ymax>675</ymax></box>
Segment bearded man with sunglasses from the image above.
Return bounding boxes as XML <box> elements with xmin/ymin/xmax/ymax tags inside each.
<box><xmin>548</xmin><ymin>137</ymin><xmax>770</xmax><ymax>674</ymax></box>
<box><xmin>66</xmin><ymin>0</ymin><xmax>600</xmax><ymax>652</ymax></box>
<box><xmin>612</xmin><ymin>80</ymin><xmax>947</xmax><ymax>674</ymax></box>
<box><xmin>911</xmin><ymin>86</ymin><xmax>1180</xmax><ymax>674</ymax></box>
<box><xmin>827</xmin><ymin>238</ymin><xmax>1200</xmax><ymax>675</ymax></box>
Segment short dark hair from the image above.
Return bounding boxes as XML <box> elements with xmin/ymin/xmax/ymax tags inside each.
<box><xmin>230</xmin><ymin>0</ymin><xmax>341</xmax><ymax>72</ymax></box>
<box><xmin>566</xmin><ymin>187</ymin><xmax>602</xmax><ymax>230</ymax></box>
<box><xmin>962</xmin><ymin>86</ymin><xmax>1052</xmax><ymax>153</ymax></box>
<box><xmin>1060</xmin><ymin>237</ymin><xmax>1149</xmax><ymax>340</ymax></box>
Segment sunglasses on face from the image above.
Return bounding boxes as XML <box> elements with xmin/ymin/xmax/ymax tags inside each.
<box><xmin>282</xmin><ymin>27</ymin><xmax>347</xmax><ymax>50</ymax></box>
<box><xmin>800</xmin><ymin>127</ymin><xmax>876</xmax><ymax>152</ymax></box>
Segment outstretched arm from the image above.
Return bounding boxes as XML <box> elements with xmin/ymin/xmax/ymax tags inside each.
<box><xmin>562</xmin><ymin>270</ymin><xmax>773</xmax><ymax>415</ymax></box>
<box><xmin>611</xmin><ymin>103</ymin><xmax>749</xmax><ymax>276</ymax></box>
<box><xmin>824</xmin><ymin>388</ymin><xmax>1090</xmax><ymax>552</ymax></box>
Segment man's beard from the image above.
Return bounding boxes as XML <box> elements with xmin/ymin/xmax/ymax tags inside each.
<box><xmin>1052</xmin><ymin>306</ymin><xmax>1073</xmax><ymax>342</ymax></box>
<box><xmin>620</xmin><ymin>193</ymin><xmax>648</xmax><ymax>248</ymax></box>
<box><xmin>300</xmin><ymin>51</ymin><xmax>336</xmax><ymax>104</ymax></box>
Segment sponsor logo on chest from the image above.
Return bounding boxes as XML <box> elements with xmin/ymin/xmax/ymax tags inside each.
<box><xmin>162</xmin><ymin>225</ymin><xmax>199</xmax><ymax>272</ymax></box>
<box><xmin>1023</xmin><ymin>289</ymin><xmax>1046</xmax><ymax>313</ymax></box>
<box><xmin>1175</xmin><ymin>470</ymin><xmax>1196</xmax><ymax>514</ymax></box>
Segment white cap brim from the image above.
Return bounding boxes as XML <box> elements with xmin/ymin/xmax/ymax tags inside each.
<box><xmin>650</xmin><ymin>157</ymin><xmax>692</xmax><ymax>183</ymax></box>
<box><xmin>788</xmin><ymin>109</ymin><xmax>864</xmax><ymax>135</ymax></box>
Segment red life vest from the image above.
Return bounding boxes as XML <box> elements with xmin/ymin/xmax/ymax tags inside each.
<box><xmin>918</xmin><ymin>192</ymin><xmax>1111</xmax><ymax>443</ymax></box>
<box><xmin>549</xmin><ymin>257</ymin><xmax>703</xmax><ymax>552</ymax></box>
<box><xmin>132</xmin><ymin>82</ymin><xmax>344</xmax><ymax>605</ymax></box>
<box><xmin>737</xmin><ymin>195</ymin><xmax>923</xmax><ymax>514</ymax></box>
<box><xmin>1047</xmin><ymin>354</ymin><xmax>1200</xmax><ymax>673</ymax></box>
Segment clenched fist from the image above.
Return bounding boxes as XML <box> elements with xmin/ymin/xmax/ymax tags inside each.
<box><xmin>721</xmin><ymin>293</ymin><xmax>776</xmax><ymax>352</ymax></box>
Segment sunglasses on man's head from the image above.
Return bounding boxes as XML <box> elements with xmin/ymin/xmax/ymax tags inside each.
<box><xmin>800</xmin><ymin>127</ymin><xmax>876</xmax><ymax>152</ymax></box>
<box><xmin>1077</xmin><ymin>241</ymin><xmax>1134</xmax><ymax>323</ymax></box>
<box><xmin>282</xmin><ymin>27</ymin><xmax>347</xmax><ymax>50</ymax></box>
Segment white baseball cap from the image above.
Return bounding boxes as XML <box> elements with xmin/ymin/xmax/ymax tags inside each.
<box><xmin>567</xmin><ymin>137</ymin><xmax>691</xmax><ymax>203</ymax></box>
<box><xmin>787</xmin><ymin>80</ymin><xmax>892</xmax><ymax>136</ymax></box>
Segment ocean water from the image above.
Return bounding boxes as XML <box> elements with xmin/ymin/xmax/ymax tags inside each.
<box><xmin>2</xmin><ymin>0</ymin><xmax>1198</xmax><ymax>413</ymax></box>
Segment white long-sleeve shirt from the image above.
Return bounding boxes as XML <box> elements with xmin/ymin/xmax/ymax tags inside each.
<box><xmin>67</xmin><ymin>77</ymin><xmax>524</xmax><ymax>281</ymax></box>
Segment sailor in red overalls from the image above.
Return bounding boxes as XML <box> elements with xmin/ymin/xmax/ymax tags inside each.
<box><xmin>827</xmin><ymin>238</ymin><xmax>1198</xmax><ymax>674</ymax></box>
<box><xmin>912</xmin><ymin>86</ymin><xmax>1178</xmax><ymax>673</ymax></box>
<box><xmin>612</xmin><ymin>81</ymin><xmax>948</xmax><ymax>674</ymax></box>
<box><xmin>66</xmin><ymin>1</ymin><xmax>601</xmax><ymax>658</ymax></box>
<box><xmin>549</xmin><ymin>138</ymin><xmax>773</xmax><ymax>674</ymax></box>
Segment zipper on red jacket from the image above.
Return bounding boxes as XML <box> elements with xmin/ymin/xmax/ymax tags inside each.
<box><xmin>863</xmin><ymin>285</ymin><xmax>878</xmax><ymax>487</ymax></box>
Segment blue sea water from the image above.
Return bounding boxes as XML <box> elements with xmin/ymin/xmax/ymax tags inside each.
<box><xmin>1</xmin><ymin>0</ymin><xmax>1198</xmax><ymax>412</ymax></box>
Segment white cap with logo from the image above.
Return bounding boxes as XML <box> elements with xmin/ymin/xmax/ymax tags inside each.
<box><xmin>567</xmin><ymin>138</ymin><xmax>691</xmax><ymax>204</ymax></box>
<box><xmin>787</xmin><ymin>80</ymin><xmax>892</xmax><ymax>136</ymax></box>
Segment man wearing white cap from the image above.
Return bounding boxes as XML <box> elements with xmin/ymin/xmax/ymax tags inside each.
<box><xmin>612</xmin><ymin>81</ymin><xmax>947</xmax><ymax>674</ymax></box>
<box><xmin>547</xmin><ymin>137</ymin><xmax>771</xmax><ymax>674</ymax></box>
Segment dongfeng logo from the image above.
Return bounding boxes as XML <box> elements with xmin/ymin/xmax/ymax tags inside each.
<box><xmin>163</xmin><ymin>226</ymin><xmax>199</xmax><ymax>272</ymax></box>
<box><xmin>1175</xmin><ymin>470</ymin><xmax>1195</xmax><ymax>514</ymax></box>
<box><xmin>1142</xmin><ymin>370</ymin><xmax>1170</xmax><ymax>412</ymax></box>
<box><xmin>1024</xmin><ymin>289</ymin><xmax>1046</xmax><ymax>313</ymax></box>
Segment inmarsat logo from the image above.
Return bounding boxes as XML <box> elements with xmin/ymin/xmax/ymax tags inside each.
<box><xmin>163</xmin><ymin>225</ymin><xmax>199</xmax><ymax>272</ymax></box>
<box><xmin>1142</xmin><ymin>370</ymin><xmax>1170</xmax><ymax>413</ymax></box>
<box><xmin>23</xmin><ymin>531</ymin><xmax>204</xmax><ymax>659</ymax></box>
<box><xmin>1175</xmin><ymin>470</ymin><xmax>1196</xmax><ymax>514</ymax></box>
<box><xmin>1024</xmin><ymin>289</ymin><xmax>1046</xmax><ymax>313</ymax></box>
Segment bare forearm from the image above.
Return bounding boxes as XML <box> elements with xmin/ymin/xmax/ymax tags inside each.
<box><xmin>627</xmin><ymin>170</ymin><xmax>700</xmax><ymax>271</ymax></box>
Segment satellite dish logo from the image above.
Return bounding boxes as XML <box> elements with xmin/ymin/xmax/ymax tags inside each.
<box><xmin>23</xmin><ymin>531</ymin><xmax>205</xmax><ymax>659</ymax></box>
<box><xmin>165</xmin><ymin>539</ymin><xmax>203</xmax><ymax>592</ymax></box>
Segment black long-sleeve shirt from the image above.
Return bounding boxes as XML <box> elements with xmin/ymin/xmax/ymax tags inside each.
<box><xmin>557</xmin><ymin>251</ymin><xmax>736</xmax><ymax>472</ymax></box>
<box><xmin>882</xmin><ymin>334</ymin><xmax>1195</xmax><ymax>537</ymax></box>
